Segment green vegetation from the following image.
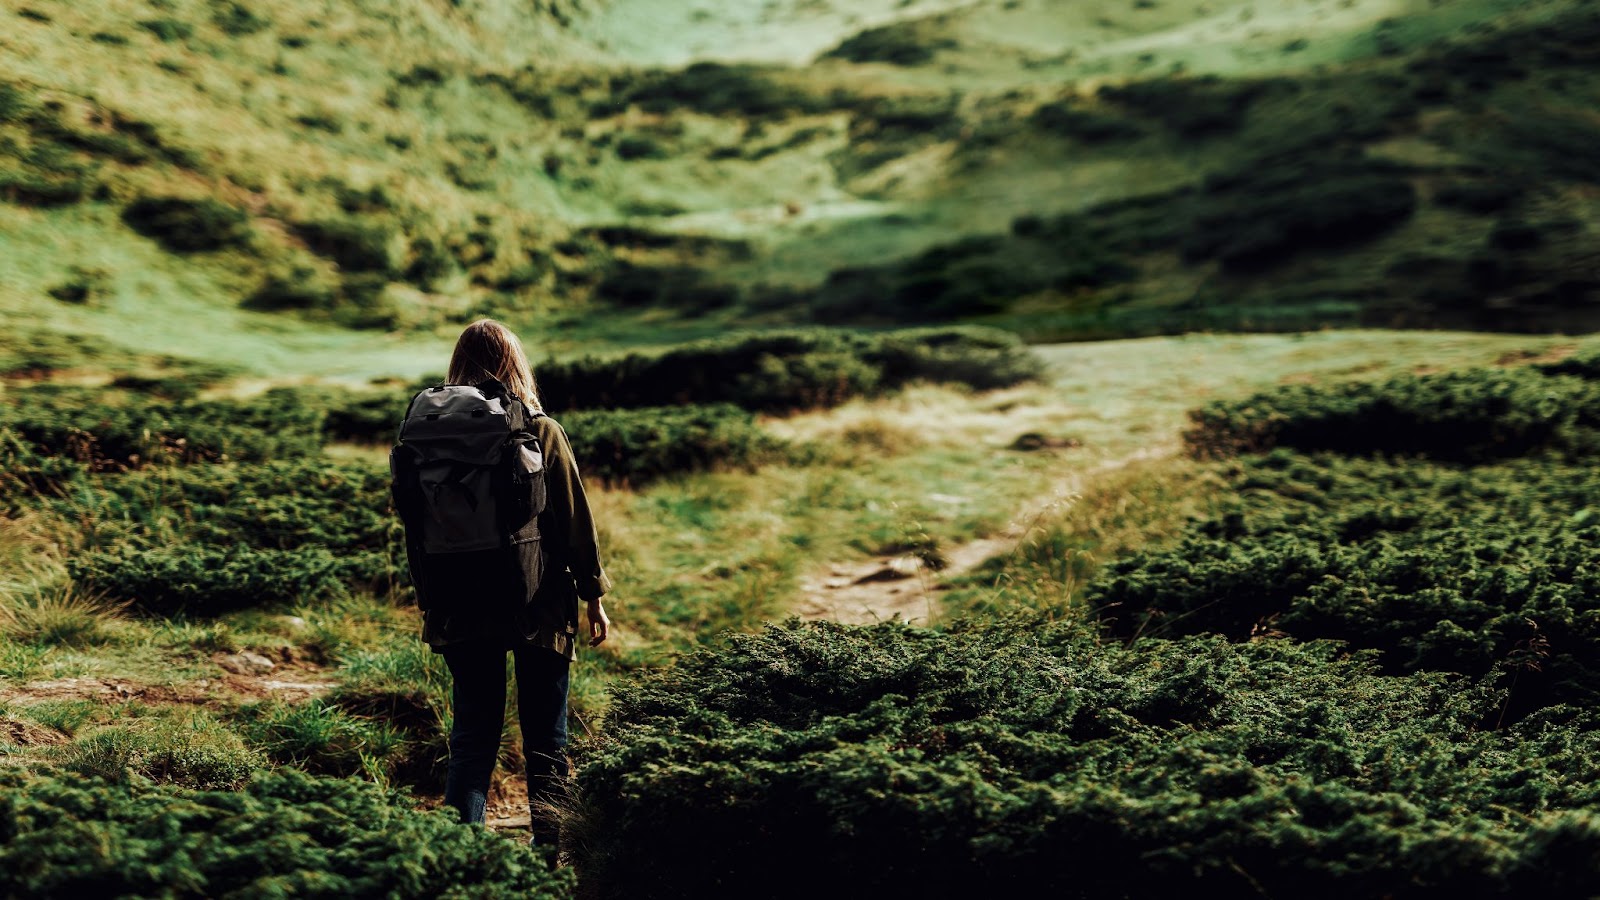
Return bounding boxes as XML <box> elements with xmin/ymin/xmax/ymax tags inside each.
<box><xmin>0</xmin><ymin>768</ymin><xmax>571</xmax><ymax>897</ymax></box>
<box><xmin>59</xmin><ymin>713</ymin><xmax>263</xmax><ymax>790</ymax></box>
<box><xmin>6</xmin><ymin>0</ymin><xmax>1600</xmax><ymax>890</ymax></box>
<box><xmin>1183</xmin><ymin>367</ymin><xmax>1600</xmax><ymax>461</ymax></box>
<box><xmin>533</xmin><ymin>327</ymin><xmax>1044</xmax><ymax>413</ymax></box>
<box><xmin>563</xmin><ymin>405</ymin><xmax>784</xmax><ymax>487</ymax></box>
<box><xmin>3</xmin><ymin>324</ymin><xmax>1598</xmax><ymax>894</ymax></box>
<box><xmin>569</xmin><ymin>619</ymin><xmax>1600</xmax><ymax>898</ymax></box>
<box><xmin>6</xmin><ymin>0</ymin><xmax>1598</xmax><ymax>351</ymax></box>
<box><xmin>299</xmin><ymin>326</ymin><xmax>1040</xmax><ymax>446</ymax></box>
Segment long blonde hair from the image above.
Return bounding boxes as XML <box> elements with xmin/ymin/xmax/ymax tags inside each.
<box><xmin>446</xmin><ymin>319</ymin><xmax>543</xmax><ymax>412</ymax></box>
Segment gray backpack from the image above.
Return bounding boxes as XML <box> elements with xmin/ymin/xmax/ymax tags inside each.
<box><xmin>390</xmin><ymin>383</ymin><xmax>545</xmax><ymax>554</ymax></box>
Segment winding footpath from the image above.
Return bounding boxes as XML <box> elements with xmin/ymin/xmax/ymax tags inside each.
<box><xmin>793</xmin><ymin>444</ymin><xmax>1177</xmax><ymax>626</ymax></box>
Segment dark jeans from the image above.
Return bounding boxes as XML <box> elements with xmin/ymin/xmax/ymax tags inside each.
<box><xmin>441</xmin><ymin>643</ymin><xmax>570</xmax><ymax>840</ymax></box>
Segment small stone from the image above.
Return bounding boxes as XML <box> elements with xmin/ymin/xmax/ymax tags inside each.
<box><xmin>217</xmin><ymin>651</ymin><xmax>277</xmax><ymax>676</ymax></box>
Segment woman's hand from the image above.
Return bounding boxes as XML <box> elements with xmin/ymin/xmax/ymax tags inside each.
<box><xmin>587</xmin><ymin>597</ymin><xmax>610</xmax><ymax>647</ymax></box>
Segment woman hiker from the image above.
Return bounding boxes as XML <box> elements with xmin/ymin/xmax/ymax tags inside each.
<box><xmin>390</xmin><ymin>318</ymin><xmax>612</xmax><ymax>850</ymax></box>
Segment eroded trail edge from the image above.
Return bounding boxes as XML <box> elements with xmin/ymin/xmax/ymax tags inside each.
<box><xmin>794</xmin><ymin>444</ymin><xmax>1176</xmax><ymax>626</ymax></box>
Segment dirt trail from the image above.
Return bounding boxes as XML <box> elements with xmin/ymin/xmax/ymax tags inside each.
<box><xmin>793</xmin><ymin>444</ymin><xmax>1176</xmax><ymax>626</ymax></box>
<box><xmin>0</xmin><ymin>657</ymin><xmax>335</xmax><ymax>709</ymax></box>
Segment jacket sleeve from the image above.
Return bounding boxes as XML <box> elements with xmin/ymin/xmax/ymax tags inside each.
<box><xmin>538</xmin><ymin>416</ymin><xmax>612</xmax><ymax>601</ymax></box>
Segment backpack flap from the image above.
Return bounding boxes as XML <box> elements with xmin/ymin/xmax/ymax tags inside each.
<box><xmin>397</xmin><ymin>385</ymin><xmax>519</xmax><ymax>554</ymax></box>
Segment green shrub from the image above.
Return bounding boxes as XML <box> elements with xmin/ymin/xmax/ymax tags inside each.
<box><xmin>1031</xmin><ymin>101</ymin><xmax>1147</xmax><ymax>143</ymax></box>
<box><xmin>614</xmin><ymin>134</ymin><xmax>667</xmax><ymax>160</ymax></box>
<box><xmin>1183</xmin><ymin>367</ymin><xmax>1600</xmax><ymax>461</ymax></box>
<box><xmin>570</xmin><ymin>619</ymin><xmax>1600</xmax><ymax>898</ymax></box>
<box><xmin>1180</xmin><ymin>158</ymin><xmax>1418</xmax><ymax>270</ymax></box>
<box><xmin>212</xmin><ymin>1</ymin><xmax>268</xmax><ymax>36</ymax></box>
<box><xmin>561</xmin><ymin>404</ymin><xmax>785</xmax><ymax>486</ymax></box>
<box><xmin>0</xmin><ymin>164</ymin><xmax>95</xmax><ymax>207</ymax></box>
<box><xmin>533</xmin><ymin>327</ymin><xmax>1042</xmax><ymax>414</ymax></box>
<box><xmin>322</xmin><ymin>391</ymin><xmax>405</xmax><ymax>443</ymax></box>
<box><xmin>122</xmin><ymin>197</ymin><xmax>253</xmax><ymax>253</ymax></box>
<box><xmin>69</xmin><ymin>545</ymin><xmax>347</xmax><ymax>615</ymax></box>
<box><xmin>621</xmin><ymin>62</ymin><xmax>828</xmax><ymax>118</ymax></box>
<box><xmin>137</xmin><ymin>18</ymin><xmax>194</xmax><ymax>41</ymax></box>
<box><xmin>58</xmin><ymin>715</ymin><xmax>263</xmax><ymax>789</ymax></box>
<box><xmin>822</xmin><ymin>23</ymin><xmax>955</xmax><ymax>66</ymax></box>
<box><xmin>810</xmin><ymin>223</ymin><xmax>1135</xmax><ymax>322</ymax></box>
<box><xmin>0</xmin><ymin>427</ymin><xmax>89</xmax><ymax>507</ymax></box>
<box><xmin>1100</xmin><ymin>76</ymin><xmax>1272</xmax><ymax>136</ymax></box>
<box><xmin>0</xmin><ymin>83</ymin><xmax>32</xmax><ymax>124</ymax></box>
<box><xmin>77</xmin><ymin>459</ymin><xmax>398</xmax><ymax>585</ymax></box>
<box><xmin>0</xmin><ymin>386</ymin><xmax>325</xmax><ymax>470</ymax></box>
<box><xmin>0</xmin><ymin>768</ymin><xmax>571</xmax><ymax>897</ymax></box>
<box><xmin>1087</xmin><ymin>450</ymin><xmax>1600</xmax><ymax>710</ymax></box>
<box><xmin>246</xmin><ymin>261</ymin><xmax>342</xmax><ymax>310</ymax></box>
<box><xmin>293</xmin><ymin>217</ymin><xmax>402</xmax><ymax>274</ymax></box>
<box><xmin>46</xmin><ymin>265</ymin><xmax>113</xmax><ymax>305</ymax></box>
<box><xmin>592</xmin><ymin>262</ymin><xmax>739</xmax><ymax>312</ymax></box>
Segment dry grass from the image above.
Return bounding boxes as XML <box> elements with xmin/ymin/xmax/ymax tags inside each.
<box><xmin>0</xmin><ymin>583</ymin><xmax>131</xmax><ymax>649</ymax></box>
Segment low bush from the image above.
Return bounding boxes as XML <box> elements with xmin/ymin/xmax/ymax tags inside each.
<box><xmin>0</xmin><ymin>386</ymin><xmax>326</xmax><ymax>470</ymax></box>
<box><xmin>293</xmin><ymin>217</ymin><xmax>403</xmax><ymax>275</ymax></box>
<box><xmin>212</xmin><ymin>1</ymin><xmax>269</xmax><ymax>36</ymax></box>
<box><xmin>1183</xmin><ymin>367</ymin><xmax>1600</xmax><ymax>461</ymax></box>
<box><xmin>0</xmin><ymin>768</ymin><xmax>571</xmax><ymax>897</ymax></box>
<box><xmin>137</xmin><ymin>18</ymin><xmax>193</xmax><ymax>41</ymax></box>
<box><xmin>0</xmin><ymin>428</ymin><xmax>90</xmax><ymax>506</ymax></box>
<box><xmin>1180</xmin><ymin>158</ymin><xmax>1418</xmax><ymax>270</ymax></box>
<box><xmin>532</xmin><ymin>327</ymin><xmax>1042</xmax><ymax>414</ymax></box>
<box><xmin>562</xmin><ymin>404</ymin><xmax>785</xmax><ymax>486</ymax></box>
<box><xmin>69</xmin><ymin>545</ymin><xmax>347</xmax><ymax>615</ymax></box>
<box><xmin>809</xmin><ymin>222</ymin><xmax>1137</xmax><ymax>322</ymax></box>
<box><xmin>1091</xmin><ymin>448</ymin><xmax>1600</xmax><ymax>702</ymax></box>
<box><xmin>1031</xmin><ymin>101</ymin><xmax>1147</xmax><ymax>143</ymax></box>
<box><xmin>122</xmin><ymin>197</ymin><xmax>253</xmax><ymax>253</ymax></box>
<box><xmin>618</xmin><ymin>62</ymin><xmax>829</xmax><ymax>119</ymax></box>
<box><xmin>75</xmin><ymin>459</ymin><xmax>399</xmax><ymax>583</ymax></box>
<box><xmin>591</xmin><ymin>262</ymin><xmax>739</xmax><ymax>312</ymax></box>
<box><xmin>1100</xmin><ymin>76</ymin><xmax>1273</xmax><ymax>136</ymax></box>
<box><xmin>570</xmin><ymin>619</ymin><xmax>1600</xmax><ymax>898</ymax></box>
<box><xmin>821</xmin><ymin>22</ymin><xmax>955</xmax><ymax>66</ymax></box>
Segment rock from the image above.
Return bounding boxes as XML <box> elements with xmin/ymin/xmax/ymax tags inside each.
<box><xmin>1009</xmin><ymin>432</ymin><xmax>1083</xmax><ymax>452</ymax></box>
<box><xmin>217</xmin><ymin>651</ymin><xmax>277</xmax><ymax>676</ymax></box>
<box><xmin>852</xmin><ymin>557</ymin><xmax>924</xmax><ymax>584</ymax></box>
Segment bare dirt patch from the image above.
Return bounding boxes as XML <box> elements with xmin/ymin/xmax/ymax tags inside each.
<box><xmin>0</xmin><ymin>661</ymin><xmax>335</xmax><ymax>709</ymax></box>
<box><xmin>3</xmin><ymin>714</ymin><xmax>68</xmax><ymax>748</ymax></box>
<box><xmin>795</xmin><ymin>444</ymin><xmax>1176</xmax><ymax>625</ymax></box>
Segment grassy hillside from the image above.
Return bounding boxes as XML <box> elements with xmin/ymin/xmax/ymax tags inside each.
<box><xmin>2</xmin><ymin>0</ymin><xmax>1597</xmax><ymax>379</ymax></box>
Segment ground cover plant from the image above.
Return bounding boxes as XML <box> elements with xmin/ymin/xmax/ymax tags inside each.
<box><xmin>1087</xmin><ymin>362</ymin><xmax>1600</xmax><ymax>715</ymax></box>
<box><xmin>4</xmin><ymin>325</ymin><xmax>1597</xmax><ymax>895</ymax></box>
<box><xmin>568</xmin><ymin>619</ymin><xmax>1600</xmax><ymax>899</ymax></box>
<box><xmin>0</xmin><ymin>768</ymin><xmax>571</xmax><ymax>898</ymax></box>
<box><xmin>311</xmin><ymin>326</ymin><xmax>1040</xmax><ymax>445</ymax></box>
<box><xmin>509</xmin><ymin>326</ymin><xmax>1043</xmax><ymax>416</ymax></box>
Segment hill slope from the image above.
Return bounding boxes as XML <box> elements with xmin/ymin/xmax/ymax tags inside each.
<box><xmin>1</xmin><ymin>0</ymin><xmax>1596</xmax><ymax>378</ymax></box>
